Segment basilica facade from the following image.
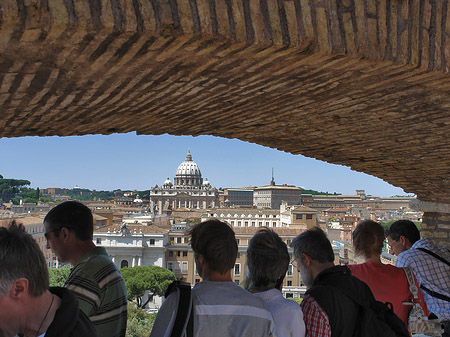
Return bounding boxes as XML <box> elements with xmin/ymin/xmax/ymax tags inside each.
<box><xmin>150</xmin><ymin>151</ymin><xmax>219</xmax><ymax>214</ymax></box>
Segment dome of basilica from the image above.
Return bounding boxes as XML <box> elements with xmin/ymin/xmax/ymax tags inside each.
<box><xmin>176</xmin><ymin>151</ymin><xmax>202</xmax><ymax>177</ymax></box>
<box><xmin>174</xmin><ymin>150</ymin><xmax>203</xmax><ymax>189</ymax></box>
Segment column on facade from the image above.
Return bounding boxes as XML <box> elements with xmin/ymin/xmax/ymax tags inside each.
<box><xmin>189</xmin><ymin>200</ymin><xmax>192</xmax><ymax>208</ymax></box>
<box><xmin>132</xmin><ymin>256</ymin><xmax>136</xmax><ymax>267</ymax></box>
<box><xmin>111</xmin><ymin>256</ymin><xmax>115</xmax><ymax>263</ymax></box>
<box><xmin>158</xmin><ymin>200</ymin><xmax>162</xmax><ymax>215</ymax></box>
<box><xmin>410</xmin><ymin>200</ymin><xmax>450</xmax><ymax>246</ymax></box>
<box><xmin>138</xmin><ymin>256</ymin><xmax>142</xmax><ymax>266</ymax></box>
<box><xmin>203</xmin><ymin>200</ymin><xmax>207</xmax><ymax>208</ymax></box>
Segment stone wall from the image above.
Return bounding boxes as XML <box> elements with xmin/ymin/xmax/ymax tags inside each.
<box><xmin>0</xmin><ymin>1</ymin><xmax>450</xmax><ymax>211</ymax></box>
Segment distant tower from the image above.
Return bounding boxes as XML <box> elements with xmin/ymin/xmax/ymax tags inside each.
<box><xmin>270</xmin><ymin>168</ymin><xmax>275</xmax><ymax>186</ymax></box>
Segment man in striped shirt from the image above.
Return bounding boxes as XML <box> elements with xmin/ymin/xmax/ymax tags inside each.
<box><xmin>151</xmin><ymin>219</ymin><xmax>276</xmax><ymax>337</ymax></box>
<box><xmin>44</xmin><ymin>201</ymin><xmax>128</xmax><ymax>337</ymax></box>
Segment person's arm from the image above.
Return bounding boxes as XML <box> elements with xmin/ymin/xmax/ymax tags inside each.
<box><xmin>300</xmin><ymin>295</ymin><xmax>331</xmax><ymax>337</ymax></box>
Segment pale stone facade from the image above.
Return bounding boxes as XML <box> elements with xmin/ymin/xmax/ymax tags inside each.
<box><xmin>149</xmin><ymin>151</ymin><xmax>219</xmax><ymax>214</ymax></box>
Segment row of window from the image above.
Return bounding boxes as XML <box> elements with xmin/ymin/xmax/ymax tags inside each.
<box><xmin>295</xmin><ymin>214</ymin><xmax>313</xmax><ymax>220</ymax></box>
<box><xmin>213</xmin><ymin>214</ymin><xmax>278</xmax><ymax>218</ymax></box>
<box><xmin>168</xmin><ymin>250</ymin><xmax>188</xmax><ymax>257</ymax></box>
<box><xmin>230</xmin><ymin>220</ymin><xmax>277</xmax><ymax>227</ymax></box>
<box><xmin>167</xmin><ymin>261</ymin><xmax>189</xmax><ymax>274</ymax></box>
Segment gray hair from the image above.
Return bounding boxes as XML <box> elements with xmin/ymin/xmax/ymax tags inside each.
<box><xmin>247</xmin><ymin>228</ymin><xmax>290</xmax><ymax>288</ymax></box>
<box><xmin>0</xmin><ymin>221</ymin><xmax>49</xmax><ymax>296</ymax></box>
<box><xmin>291</xmin><ymin>227</ymin><xmax>334</xmax><ymax>263</ymax></box>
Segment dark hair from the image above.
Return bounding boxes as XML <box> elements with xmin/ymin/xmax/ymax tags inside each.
<box><xmin>247</xmin><ymin>228</ymin><xmax>289</xmax><ymax>288</ymax></box>
<box><xmin>44</xmin><ymin>201</ymin><xmax>93</xmax><ymax>241</ymax></box>
<box><xmin>352</xmin><ymin>220</ymin><xmax>384</xmax><ymax>259</ymax></box>
<box><xmin>189</xmin><ymin>220</ymin><xmax>237</xmax><ymax>274</ymax></box>
<box><xmin>0</xmin><ymin>221</ymin><xmax>49</xmax><ymax>296</ymax></box>
<box><xmin>291</xmin><ymin>227</ymin><xmax>334</xmax><ymax>263</ymax></box>
<box><xmin>386</xmin><ymin>220</ymin><xmax>420</xmax><ymax>244</ymax></box>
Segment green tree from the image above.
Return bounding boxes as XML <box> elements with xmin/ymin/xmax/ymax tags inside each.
<box><xmin>121</xmin><ymin>266</ymin><xmax>176</xmax><ymax>307</ymax></box>
<box><xmin>126</xmin><ymin>304</ymin><xmax>157</xmax><ymax>337</ymax></box>
<box><xmin>48</xmin><ymin>267</ymin><xmax>71</xmax><ymax>287</ymax></box>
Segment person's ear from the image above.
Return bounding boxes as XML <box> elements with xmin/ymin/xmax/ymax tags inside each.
<box><xmin>60</xmin><ymin>227</ymin><xmax>72</xmax><ymax>242</ymax></box>
<box><xmin>9</xmin><ymin>278</ymin><xmax>28</xmax><ymax>299</ymax></box>
<box><xmin>302</xmin><ymin>253</ymin><xmax>312</xmax><ymax>266</ymax></box>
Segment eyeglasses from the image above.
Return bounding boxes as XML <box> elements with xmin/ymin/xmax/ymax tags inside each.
<box><xmin>290</xmin><ymin>258</ymin><xmax>298</xmax><ymax>269</ymax></box>
<box><xmin>44</xmin><ymin>228</ymin><xmax>61</xmax><ymax>240</ymax></box>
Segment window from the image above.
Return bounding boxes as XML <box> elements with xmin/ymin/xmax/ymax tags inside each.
<box><xmin>259</xmin><ymin>221</ymin><xmax>263</xmax><ymax>226</ymax></box>
<box><xmin>265</xmin><ymin>222</ymin><xmax>269</xmax><ymax>226</ymax></box>
<box><xmin>287</xmin><ymin>264</ymin><xmax>293</xmax><ymax>277</ymax></box>
<box><xmin>251</xmin><ymin>221</ymin><xmax>255</xmax><ymax>226</ymax></box>
<box><xmin>234</xmin><ymin>263</ymin><xmax>241</xmax><ymax>276</ymax></box>
<box><xmin>177</xmin><ymin>251</ymin><xmax>181</xmax><ymax>257</ymax></box>
<box><xmin>150</xmin><ymin>238</ymin><xmax>155</xmax><ymax>245</ymax></box>
<box><xmin>296</xmin><ymin>214</ymin><xmax>303</xmax><ymax>220</ymax></box>
<box><xmin>195</xmin><ymin>279</ymin><xmax>201</xmax><ymax>284</ymax></box>
<box><xmin>235</xmin><ymin>280</ymin><xmax>240</xmax><ymax>285</ymax></box>
<box><xmin>170</xmin><ymin>237</ymin><xmax>174</xmax><ymax>243</ymax></box>
<box><xmin>96</xmin><ymin>238</ymin><xmax>102</xmax><ymax>244</ymax></box>
<box><xmin>244</xmin><ymin>221</ymin><xmax>248</xmax><ymax>227</ymax></box>
<box><xmin>169</xmin><ymin>251</ymin><xmax>174</xmax><ymax>257</ymax></box>
<box><xmin>286</xmin><ymin>293</ymin><xmax>293</xmax><ymax>298</ymax></box>
<box><xmin>237</xmin><ymin>221</ymin><xmax>241</xmax><ymax>227</ymax></box>
<box><xmin>287</xmin><ymin>280</ymin><xmax>292</xmax><ymax>286</ymax></box>
<box><xmin>177</xmin><ymin>237</ymin><xmax>182</xmax><ymax>244</ymax></box>
<box><xmin>183</xmin><ymin>251</ymin><xmax>188</xmax><ymax>257</ymax></box>
<box><xmin>306</xmin><ymin>214</ymin><xmax>313</xmax><ymax>220</ymax></box>
<box><xmin>236</xmin><ymin>239</ymin><xmax>240</xmax><ymax>245</ymax></box>
<box><xmin>272</xmin><ymin>222</ymin><xmax>276</xmax><ymax>227</ymax></box>
<box><xmin>182</xmin><ymin>261</ymin><xmax>188</xmax><ymax>274</ymax></box>
<box><xmin>121</xmin><ymin>260</ymin><xmax>128</xmax><ymax>268</ymax></box>
<box><xmin>167</xmin><ymin>262</ymin><xmax>173</xmax><ymax>271</ymax></box>
<box><xmin>231</xmin><ymin>221</ymin><xmax>235</xmax><ymax>226</ymax></box>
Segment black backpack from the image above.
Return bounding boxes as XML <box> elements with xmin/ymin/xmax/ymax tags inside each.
<box><xmin>337</xmin><ymin>285</ymin><xmax>410</xmax><ymax>337</ymax></box>
<box><xmin>164</xmin><ymin>281</ymin><xmax>194</xmax><ymax>337</ymax></box>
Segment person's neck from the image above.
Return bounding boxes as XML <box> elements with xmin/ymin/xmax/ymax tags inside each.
<box><xmin>23</xmin><ymin>291</ymin><xmax>61</xmax><ymax>337</ymax></box>
<box><xmin>68</xmin><ymin>241</ymin><xmax>96</xmax><ymax>266</ymax></box>
<box><xmin>312</xmin><ymin>262</ymin><xmax>335</xmax><ymax>279</ymax></box>
<box><xmin>365</xmin><ymin>255</ymin><xmax>382</xmax><ymax>264</ymax></box>
<box><xmin>202</xmin><ymin>270</ymin><xmax>232</xmax><ymax>282</ymax></box>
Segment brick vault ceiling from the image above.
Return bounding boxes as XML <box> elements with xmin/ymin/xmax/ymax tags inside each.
<box><xmin>0</xmin><ymin>0</ymin><xmax>450</xmax><ymax>203</ymax></box>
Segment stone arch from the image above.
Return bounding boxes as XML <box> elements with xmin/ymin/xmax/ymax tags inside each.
<box><xmin>0</xmin><ymin>0</ymin><xmax>449</xmax><ymax>243</ymax></box>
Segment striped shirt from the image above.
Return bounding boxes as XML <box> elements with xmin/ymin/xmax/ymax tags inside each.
<box><xmin>395</xmin><ymin>238</ymin><xmax>450</xmax><ymax>322</ymax></box>
<box><xmin>65</xmin><ymin>247</ymin><xmax>128</xmax><ymax>337</ymax></box>
<box><xmin>151</xmin><ymin>280</ymin><xmax>276</xmax><ymax>337</ymax></box>
<box><xmin>192</xmin><ymin>281</ymin><xmax>276</xmax><ymax>337</ymax></box>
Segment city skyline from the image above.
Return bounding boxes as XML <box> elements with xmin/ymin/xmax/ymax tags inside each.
<box><xmin>0</xmin><ymin>132</ymin><xmax>409</xmax><ymax>197</ymax></box>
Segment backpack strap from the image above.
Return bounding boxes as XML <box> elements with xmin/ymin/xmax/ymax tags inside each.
<box><xmin>420</xmin><ymin>285</ymin><xmax>450</xmax><ymax>302</ymax></box>
<box><xmin>165</xmin><ymin>281</ymin><xmax>194</xmax><ymax>337</ymax></box>
<box><xmin>417</xmin><ymin>248</ymin><xmax>450</xmax><ymax>267</ymax></box>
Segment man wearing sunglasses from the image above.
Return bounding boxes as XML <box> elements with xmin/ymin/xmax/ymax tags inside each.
<box><xmin>44</xmin><ymin>201</ymin><xmax>128</xmax><ymax>337</ymax></box>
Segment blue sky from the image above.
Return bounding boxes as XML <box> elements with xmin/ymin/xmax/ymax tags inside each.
<box><xmin>0</xmin><ymin>132</ymin><xmax>407</xmax><ymax>197</ymax></box>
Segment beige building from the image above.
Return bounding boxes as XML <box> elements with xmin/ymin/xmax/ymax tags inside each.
<box><xmin>0</xmin><ymin>215</ymin><xmax>58</xmax><ymax>267</ymax></box>
<box><xmin>253</xmin><ymin>181</ymin><xmax>302</xmax><ymax>209</ymax></box>
<box><xmin>280</xmin><ymin>203</ymin><xmax>326</xmax><ymax>230</ymax></box>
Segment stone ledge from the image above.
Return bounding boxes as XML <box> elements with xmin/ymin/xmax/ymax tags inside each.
<box><xmin>410</xmin><ymin>199</ymin><xmax>450</xmax><ymax>214</ymax></box>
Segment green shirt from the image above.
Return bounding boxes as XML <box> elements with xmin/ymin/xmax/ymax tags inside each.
<box><xmin>65</xmin><ymin>247</ymin><xmax>128</xmax><ymax>337</ymax></box>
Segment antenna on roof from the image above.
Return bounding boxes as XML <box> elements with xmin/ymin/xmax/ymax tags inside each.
<box><xmin>271</xmin><ymin>168</ymin><xmax>275</xmax><ymax>186</ymax></box>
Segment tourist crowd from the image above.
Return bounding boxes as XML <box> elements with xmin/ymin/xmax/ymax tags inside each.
<box><xmin>0</xmin><ymin>201</ymin><xmax>449</xmax><ymax>337</ymax></box>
